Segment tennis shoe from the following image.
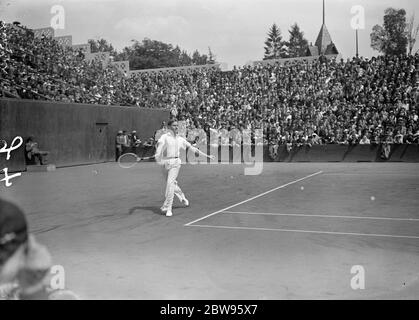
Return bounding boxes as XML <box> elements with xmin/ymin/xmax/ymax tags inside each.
<box><xmin>166</xmin><ymin>210</ymin><xmax>173</xmax><ymax>217</ymax></box>
<box><xmin>182</xmin><ymin>197</ymin><xmax>189</xmax><ymax>207</ymax></box>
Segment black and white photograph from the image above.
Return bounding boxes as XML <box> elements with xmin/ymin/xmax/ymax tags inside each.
<box><xmin>1</xmin><ymin>0</ymin><xmax>419</xmax><ymax>305</ymax></box>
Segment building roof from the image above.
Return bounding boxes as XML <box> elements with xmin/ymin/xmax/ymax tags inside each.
<box><xmin>306</xmin><ymin>1</ymin><xmax>339</xmax><ymax>57</ymax></box>
<box><xmin>325</xmin><ymin>42</ymin><xmax>339</xmax><ymax>55</ymax></box>
<box><xmin>306</xmin><ymin>46</ymin><xmax>319</xmax><ymax>57</ymax></box>
<box><xmin>314</xmin><ymin>24</ymin><xmax>334</xmax><ymax>55</ymax></box>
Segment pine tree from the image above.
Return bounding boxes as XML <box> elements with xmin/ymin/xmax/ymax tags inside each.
<box><xmin>172</xmin><ymin>45</ymin><xmax>182</xmax><ymax>65</ymax></box>
<box><xmin>264</xmin><ymin>23</ymin><xmax>288</xmax><ymax>60</ymax></box>
<box><xmin>180</xmin><ymin>50</ymin><xmax>192</xmax><ymax>66</ymax></box>
<box><xmin>192</xmin><ymin>50</ymin><xmax>207</xmax><ymax>65</ymax></box>
<box><xmin>287</xmin><ymin>23</ymin><xmax>309</xmax><ymax>58</ymax></box>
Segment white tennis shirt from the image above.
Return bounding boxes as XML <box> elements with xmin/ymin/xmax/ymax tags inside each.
<box><xmin>155</xmin><ymin>132</ymin><xmax>192</xmax><ymax>160</ymax></box>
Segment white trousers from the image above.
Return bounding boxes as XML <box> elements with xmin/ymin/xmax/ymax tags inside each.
<box><xmin>161</xmin><ymin>158</ymin><xmax>185</xmax><ymax>211</ymax></box>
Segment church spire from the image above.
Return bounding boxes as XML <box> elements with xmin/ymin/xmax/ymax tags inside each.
<box><xmin>314</xmin><ymin>0</ymin><xmax>338</xmax><ymax>55</ymax></box>
<box><xmin>306</xmin><ymin>0</ymin><xmax>339</xmax><ymax>57</ymax></box>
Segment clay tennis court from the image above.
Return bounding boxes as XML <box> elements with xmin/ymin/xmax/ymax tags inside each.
<box><xmin>1</xmin><ymin>162</ymin><xmax>418</xmax><ymax>299</ymax></box>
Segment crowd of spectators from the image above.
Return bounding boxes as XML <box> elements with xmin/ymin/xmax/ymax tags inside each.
<box><xmin>2</xmin><ymin>21</ymin><xmax>419</xmax><ymax>148</ymax></box>
<box><xmin>1</xmin><ymin>21</ymin><xmax>125</xmax><ymax>104</ymax></box>
<box><xmin>132</xmin><ymin>53</ymin><xmax>419</xmax><ymax>150</ymax></box>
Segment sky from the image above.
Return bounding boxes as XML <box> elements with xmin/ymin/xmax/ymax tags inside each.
<box><xmin>1</xmin><ymin>0</ymin><xmax>418</xmax><ymax>69</ymax></box>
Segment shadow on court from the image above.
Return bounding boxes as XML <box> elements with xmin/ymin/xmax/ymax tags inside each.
<box><xmin>129</xmin><ymin>205</ymin><xmax>185</xmax><ymax>216</ymax></box>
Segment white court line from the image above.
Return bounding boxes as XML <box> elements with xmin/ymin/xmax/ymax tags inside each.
<box><xmin>187</xmin><ymin>224</ymin><xmax>419</xmax><ymax>240</ymax></box>
<box><xmin>323</xmin><ymin>173</ymin><xmax>419</xmax><ymax>176</ymax></box>
<box><xmin>223</xmin><ymin>211</ymin><xmax>419</xmax><ymax>222</ymax></box>
<box><xmin>184</xmin><ymin>171</ymin><xmax>323</xmax><ymax>226</ymax></box>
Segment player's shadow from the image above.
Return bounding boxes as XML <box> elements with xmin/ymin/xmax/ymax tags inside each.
<box><xmin>128</xmin><ymin>205</ymin><xmax>183</xmax><ymax>216</ymax></box>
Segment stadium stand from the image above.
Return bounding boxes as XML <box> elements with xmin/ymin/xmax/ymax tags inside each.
<box><xmin>1</xmin><ymin>20</ymin><xmax>419</xmax><ymax>153</ymax></box>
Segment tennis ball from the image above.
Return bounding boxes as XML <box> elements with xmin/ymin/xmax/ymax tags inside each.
<box><xmin>300</xmin><ymin>186</ymin><xmax>304</xmax><ymax>191</ymax></box>
<box><xmin>370</xmin><ymin>196</ymin><xmax>375</xmax><ymax>201</ymax></box>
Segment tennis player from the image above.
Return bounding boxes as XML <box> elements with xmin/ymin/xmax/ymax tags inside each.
<box><xmin>154</xmin><ymin>120</ymin><xmax>214</xmax><ymax>217</ymax></box>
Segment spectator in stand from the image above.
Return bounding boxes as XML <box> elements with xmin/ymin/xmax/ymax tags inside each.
<box><xmin>186</xmin><ymin>122</ymin><xmax>198</xmax><ymax>146</ymax></box>
<box><xmin>359</xmin><ymin>133</ymin><xmax>371</xmax><ymax>144</ymax></box>
<box><xmin>194</xmin><ymin>123</ymin><xmax>207</xmax><ymax>147</ymax></box>
<box><xmin>219</xmin><ymin>123</ymin><xmax>230</xmax><ymax>146</ymax></box>
<box><xmin>394</xmin><ymin>130</ymin><xmax>404</xmax><ymax>144</ymax></box>
<box><xmin>348</xmin><ymin>131</ymin><xmax>359</xmax><ymax>145</ymax></box>
<box><xmin>311</xmin><ymin>133</ymin><xmax>322</xmax><ymax>145</ymax></box>
<box><xmin>208</xmin><ymin>126</ymin><xmax>220</xmax><ymax>148</ymax></box>
<box><xmin>404</xmin><ymin>128</ymin><xmax>414</xmax><ymax>144</ymax></box>
<box><xmin>413</xmin><ymin>130</ymin><xmax>419</xmax><ymax>143</ymax></box>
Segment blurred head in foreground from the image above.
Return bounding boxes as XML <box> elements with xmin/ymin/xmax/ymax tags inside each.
<box><xmin>0</xmin><ymin>198</ymin><xmax>78</xmax><ymax>299</ymax></box>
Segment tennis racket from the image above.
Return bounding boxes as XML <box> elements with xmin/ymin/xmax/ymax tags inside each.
<box><xmin>117</xmin><ymin>153</ymin><xmax>155</xmax><ymax>168</ymax></box>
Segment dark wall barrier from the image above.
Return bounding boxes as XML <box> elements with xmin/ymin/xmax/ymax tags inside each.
<box><xmin>2</xmin><ymin>97</ymin><xmax>418</xmax><ymax>175</ymax></box>
<box><xmin>342</xmin><ymin>144</ymin><xmax>379</xmax><ymax>162</ymax></box>
<box><xmin>0</xmin><ymin>98</ymin><xmax>169</xmax><ymax>171</ymax></box>
<box><xmin>134</xmin><ymin>143</ymin><xmax>419</xmax><ymax>164</ymax></box>
<box><xmin>396</xmin><ymin>144</ymin><xmax>419</xmax><ymax>162</ymax></box>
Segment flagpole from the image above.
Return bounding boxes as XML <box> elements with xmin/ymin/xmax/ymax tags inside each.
<box><xmin>356</xmin><ymin>29</ymin><xmax>359</xmax><ymax>58</ymax></box>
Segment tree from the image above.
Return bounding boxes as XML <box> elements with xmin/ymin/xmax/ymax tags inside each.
<box><xmin>173</xmin><ymin>45</ymin><xmax>182</xmax><ymax>65</ymax></box>
<box><xmin>118</xmin><ymin>38</ymin><xmax>210</xmax><ymax>69</ymax></box>
<box><xmin>287</xmin><ymin>23</ymin><xmax>309</xmax><ymax>58</ymax></box>
<box><xmin>192</xmin><ymin>50</ymin><xmax>208</xmax><ymax>65</ymax></box>
<box><xmin>406</xmin><ymin>14</ymin><xmax>419</xmax><ymax>55</ymax></box>
<box><xmin>131</xmin><ymin>38</ymin><xmax>178</xmax><ymax>69</ymax></box>
<box><xmin>370</xmin><ymin>8</ymin><xmax>408</xmax><ymax>55</ymax></box>
<box><xmin>179</xmin><ymin>50</ymin><xmax>192</xmax><ymax>66</ymax></box>
<box><xmin>88</xmin><ymin>38</ymin><xmax>117</xmax><ymax>56</ymax></box>
<box><xmin>264</xmin><ymin>23</ymin><xmax>288</xmax><ymax>60</ymax></box>
<box><xmin>114</xmin><ymin>44</ymin><xmax>134</xmax><ymax>61</ymax></box>
<box><xmin>192</xmin><ymin>50</ymin><xmax>201</xmax><ymax>65</ymax></box>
